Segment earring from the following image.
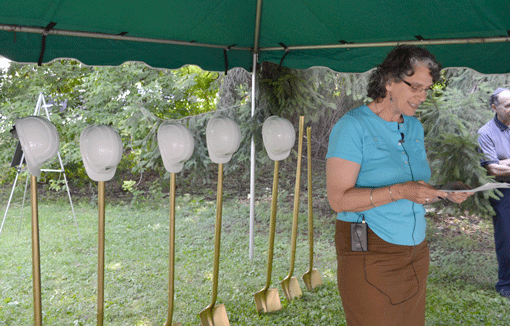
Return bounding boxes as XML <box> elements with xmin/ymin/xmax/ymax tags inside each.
<box><xmin>389</xmin><ymin>93</ymin><xmax>393</xmax><ymax>102</ymax></box>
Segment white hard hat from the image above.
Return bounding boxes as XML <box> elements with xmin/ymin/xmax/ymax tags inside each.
<box><xmin>262</xmin><ymin>116</ymin><xmax>295</xmax><ymax>161</ymax></box>
<box><xmin>79</xmin><ymin>125</ymin><xmax>123</xmax><ymax>182</ymax></box>
<box><xmin>157</xmin><ymin>122</ymin><xmax>194</xmax><ymax>173</ymax></box>
<box><xmin>206</xmin><ymin>116</ymin><xmax>241</xmax><ymax>164</ymax></box>
<box><xmin>15</xmin><ymin>116</ymin><xmax>59</xmax><ymax>177</ymax></box>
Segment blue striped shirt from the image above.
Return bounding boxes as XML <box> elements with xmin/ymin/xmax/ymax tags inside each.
<box><xmin>478</xmin><ymin>114</ymin><xmax>510</xmax><ymax>167</ymax></box>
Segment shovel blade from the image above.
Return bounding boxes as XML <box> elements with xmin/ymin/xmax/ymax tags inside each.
<box><xmin>254</xmin><ymin>288</ymin><xmax>282</xmax><ymax>313</ymax></box>
<box><xmin>199</xmin><ymin>304</ymin><xmax>230</xmax><ymax>326</ymax></box>
<box><xmin>253</xmin><ymin>289</ymin><xmax>266</xmax><ymax>312</ymax></box>
<box><xmin>281</xmin><ymin>276</ymin><xmax>302</xmax><ymax>301</ymax></box>
<box><xmin>303</xmin><ymin>268</ymin><xmax>323</xmax><ymax>291</ymax></box>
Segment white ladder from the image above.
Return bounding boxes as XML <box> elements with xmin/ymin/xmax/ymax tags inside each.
<box><xmin>0</xmin><ymin>92</ymin><xmax>81</xmax><ymax>239</ymax></box>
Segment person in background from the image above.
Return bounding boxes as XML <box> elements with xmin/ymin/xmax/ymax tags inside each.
<box><xmin>477</xmin><ymin>87</ymin><xmax>510</xmax><ymax>299</ymax></box>
<box><xmin>326</xmin><ymin>45</ymin><xmax>472</xmax><ymax>326</ymax></box>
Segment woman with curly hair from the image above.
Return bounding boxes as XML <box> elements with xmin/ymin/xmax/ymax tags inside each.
<box><xmin>326</xmin><ymin>45</ymin><xmax>472</xmax><ymax>325</ymax></box>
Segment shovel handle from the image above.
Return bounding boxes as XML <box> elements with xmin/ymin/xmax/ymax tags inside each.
<box><xmin>31</xmin><ymin>175</ymin><xmax>42</xmax><ymax>326</ymax></box>
<box><xmin>208</xmin><ymin>163</ymin><xmax>224</xmax><ymax>308</ymax></box>
<box><xmin>97</xmin><ymin>181</ymin><xmax>105</xmax><ymax>326</ymax></box>
<box><xmin>167</xmin><ymin>173</ymin><xmax>177</xmax><ymax>325</ymax></box>
<box><xmin>287</xmin><ymin>116</ymin><xmax>304</xmax><ymax>277</ymax></box>
<box><xmin>264</xmin><ymin>160</ymin><xmax>279</xmax><ymax>289</ymax></box>
<box><xmin>307</xmin><ymin>127</ymin><xmax>314</xmax><ymax>270</ymax></box>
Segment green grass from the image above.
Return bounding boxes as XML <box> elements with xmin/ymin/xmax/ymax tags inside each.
<box><xmin>1</xmin><ymin>193</ymin><xmax>509</xmax><ymax>325</ymax></box>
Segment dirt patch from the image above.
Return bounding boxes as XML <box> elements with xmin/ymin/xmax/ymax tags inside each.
<box><xmin>428</xmin><ymin>212</ymin><xmax>495</xmax><ymax>250</ymax></box>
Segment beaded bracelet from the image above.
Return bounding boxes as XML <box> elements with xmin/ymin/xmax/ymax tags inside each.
<box><xmin>370</xmin><ymin>188</ymin><xmax>375</xmax><ymax>207</ymax></box>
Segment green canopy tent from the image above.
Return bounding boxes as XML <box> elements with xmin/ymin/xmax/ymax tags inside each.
<box><xmin>0</xmin><ymin>0</ymin><xmax>509</xmax><ymax>73</ymax></box>
<box><xmin>1</xmin><ymin>0</ymin><xmax>509</xmax><ymax>258</ymax></box>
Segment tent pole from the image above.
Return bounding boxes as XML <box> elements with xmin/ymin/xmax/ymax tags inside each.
<box><xmin>249</xmin><ymin>0</ymin><xmax>262</xmax><ymax>261</ymax></box>
<box><xmin>1</xmin><ymin>24</ymin><xmax>509</xmax><ymax>53</ymax></box>
<box><xmin>260</xmin><ymin>36</ymin><xmax>510</xmax><ymax>51</ymax></box>
<box><xmin>0</xmin><ymin>24</ymin><xmax>251</xmax><ymax>51</ymax></box>
<box><xmin>249</xmin><ymin>52</ymin><xmax>258</xmax><ymax>260</ymax></box>
<box><xmin>253</xmin><ymin>0</ymin><xmax>263</xmax><ymax>52</ymax></box>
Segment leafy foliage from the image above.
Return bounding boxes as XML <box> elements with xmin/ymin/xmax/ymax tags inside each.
<box><xmin>418</xmin><ymin>68</ymin><xmax>510</xmax><ymax>217</ymax></box>
<box><xmin>1</xmin><ymin>60</ymin><xmax>510</xmax><ymax>218</ymax></box>
<box><xmin>0</xmin><ymin>60</ymin><xmax>220</xmax><ymax>191</ymax></box>
<box><xmin>257</xmin><ymin>62</ymin><xmax>368</xmax><ymax>159</ymax></box>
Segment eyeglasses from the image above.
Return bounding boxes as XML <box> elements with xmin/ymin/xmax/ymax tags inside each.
<box><xmin>401</xmin><ymin>79</ymin><xmax>433</xmax><ymax>94</ymax></box>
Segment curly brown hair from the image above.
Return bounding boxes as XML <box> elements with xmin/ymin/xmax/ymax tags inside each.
<box><xmin>367</xmin><ymin>45</ymin><xmax>442</xmax><ymax>100</ymax></box>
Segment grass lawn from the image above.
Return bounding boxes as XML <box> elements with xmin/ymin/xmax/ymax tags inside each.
<box><xmin>1</xmin><ymin>191</ymin><xmax>509</xmax><ymax>325</ymax></box>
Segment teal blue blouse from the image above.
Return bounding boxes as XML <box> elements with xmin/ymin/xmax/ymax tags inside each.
<box><xmin>326</xmin><ymin>105</ymin><xmax>431</xmax><ymax>246</ymax></box>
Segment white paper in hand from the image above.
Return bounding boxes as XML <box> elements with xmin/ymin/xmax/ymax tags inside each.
<box><xmin>442</xmin><ymin>182</ymin><xmax>510</xmax><ymax>193</ymax></box>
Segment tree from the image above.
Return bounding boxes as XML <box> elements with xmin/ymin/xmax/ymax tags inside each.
<box><xmin>418</xmin><ymin>68</ymin><xmax>510</xmax><ymax>217</ymax></box>
<box><xmin>0</xmin><ymin>60</ymin><xmax>220</xmax><ymax>189</ymax></box>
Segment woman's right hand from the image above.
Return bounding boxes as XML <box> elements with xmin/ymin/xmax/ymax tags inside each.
<box><xmin>393</xmin><ymin>181</ymin><xmax>448</xmax><ymax>205</ymax></box>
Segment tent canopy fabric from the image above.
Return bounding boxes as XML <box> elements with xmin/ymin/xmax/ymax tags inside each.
<box><xmin>0</xmin><ymin>0</ymin><xmax>509</xmax><ymax>73</ymax></box>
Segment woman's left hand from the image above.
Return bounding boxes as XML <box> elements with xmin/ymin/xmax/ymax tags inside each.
<box><xmin>444</xmin><ymin>191</ymin><xmax>473</xmax><ymax>203</ymax></box>
<box><xmin>440</xmin><ymin>181</ymin><xmax>474</xmax><ymax>204</ymax></box>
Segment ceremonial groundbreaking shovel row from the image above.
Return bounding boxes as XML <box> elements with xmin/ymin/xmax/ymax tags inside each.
<box><xmin>15</xmin><ymin>113</ymin><xmax>322</xmax><ymax>325</ymax></box>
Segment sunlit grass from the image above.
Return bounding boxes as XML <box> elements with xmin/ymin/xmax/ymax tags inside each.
<box><xmin>0</xmin><ymin>194</ymin><xmax>509</xmax><ymax>325</ymax></box>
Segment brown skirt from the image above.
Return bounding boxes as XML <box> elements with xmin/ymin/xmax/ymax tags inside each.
<box><xmin>335</xmin><ymin>220</ymin><xmax>429</xmax><ymax>326</ymax></box>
